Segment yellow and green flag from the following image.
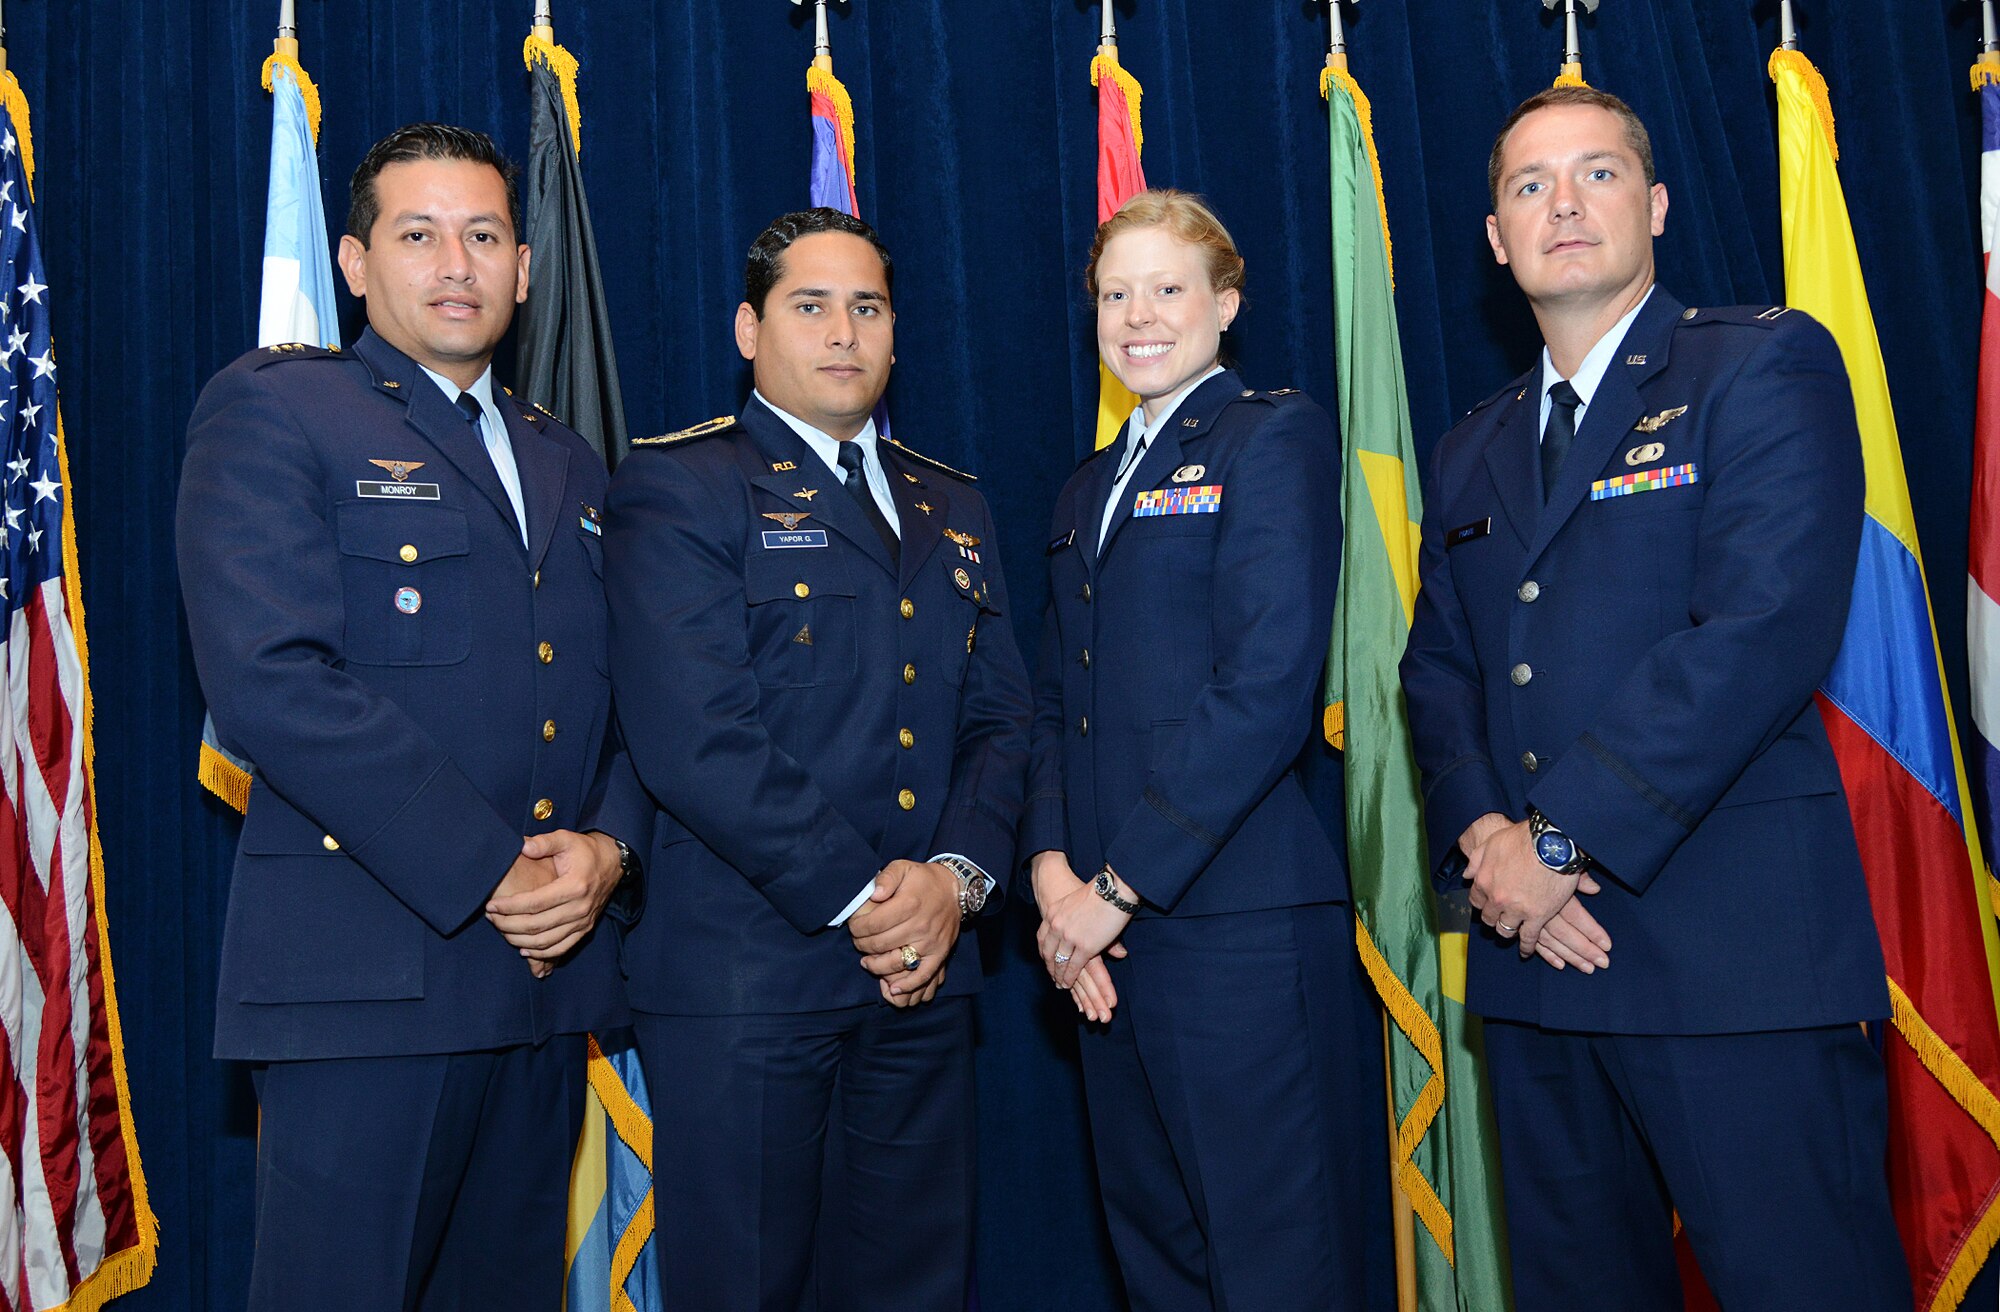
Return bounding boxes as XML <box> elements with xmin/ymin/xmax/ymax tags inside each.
<box><xmin>1320</xmin><ymin>62</ymin><xmax>1511</xmax><ymax>1312</ymax></box>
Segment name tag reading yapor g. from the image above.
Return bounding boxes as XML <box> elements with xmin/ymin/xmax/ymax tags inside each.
<box><xmin>1445</xmin><ymin>517</ymin><xmax>1492</xmax><ymax>549</ymax></box>
<box><xmin>762</xmin><ymin>529</ymin><xmax>830</xmax><ymax>549</ymax></box>
<box><xmin>356</xmin><ymin>480</ymin><xmax>442</xmax><ymax>501</ymax></box>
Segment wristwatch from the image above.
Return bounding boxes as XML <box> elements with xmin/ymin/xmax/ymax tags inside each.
<box><xmin>934</xmin><ymin>855</ymin><xmax>989</xmax><ymax>921</ymax></box>
<box><xmin>1092</xmin><ymin>866</ymin><xmax>1140</xmax><ymax>915</ymax></box>
<box><xmin>1527</xmin><ymin>808</ymin><xmax>1589</xmax><ymax>876</ymax></box>
<box><xmin>607</xmin><ymin>835</ymin><xmax>638</xmax><ymax>885</ymax></box>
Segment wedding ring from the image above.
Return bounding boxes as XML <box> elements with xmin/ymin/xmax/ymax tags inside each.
<box><xmin>1054</xmin><ymin>952</ymin><xmax>1072</xmax><ymax>964</ymax></box>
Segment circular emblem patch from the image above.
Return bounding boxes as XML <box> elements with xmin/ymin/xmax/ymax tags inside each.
<box><xmin>395</xmin><ymin>587</ymin><xmax>423</xmax><ymax>615</ymax></box>
<box><xmin>953</xmin><ymin>567</ymin><xmax>971</xmax><ymax>590</ymax></box>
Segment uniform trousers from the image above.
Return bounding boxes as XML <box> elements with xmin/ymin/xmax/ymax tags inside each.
<box><xmin>247</xmin><ymin>1036</ymin><xmax>585</xmax><ymax>1312</ymax></box>
<box><xmin>1483</xmin><ymin>1020</ymin><xmax>1910</xmax><ymax>1311</ymax></box>
<box><xmin>1079</xmin><ymin>902</ymin><xmax>1369</xmax><ymax>1312</ymax></box>
<box><xmin>635</xmin><ymin>997</ymin><xmax>975</xmax><ymax>1312</ymax></box>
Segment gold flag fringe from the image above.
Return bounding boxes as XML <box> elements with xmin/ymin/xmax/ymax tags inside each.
<box><xmin>198</xmin><ymin>741</ymin><xmax>251</xmax><ymax>814</ymax></box>
<box><xmin>260</xmin><ymin>51</ymin><xmax>323</xmax><ymax>146</ymax></box>
<box><xmin>1769</xmin><ymin>48</ymin><xmax>1839</xmax><ymax>161</ymax></box>
<box><xmin>1355</xmin><ymin>918</ymin><xmax>1455</xmax><ymax>1265</ymax></box>
<box><xmin>585</xmin><ymin>1034</ymin><xmax>656</xmax><ymax>1311</ymax></box>
<box><xmin>0</xmin><ymin>71</ymin><xmax>34</xmax><ymax>199</ymax></box>
<box><xmin>524</xmin><ymin>34</ymin><xmax>584</xmax><ymax>158</ymax></box>
<box><xmin>1090</xmin><ymin>51</ymin><xmax>1145</xmax><ymax>154</ymax></box>
<box><xmin>806</xmin><ymin>65</ymin><xmax>858</xmax><ymax>181</ymax></box>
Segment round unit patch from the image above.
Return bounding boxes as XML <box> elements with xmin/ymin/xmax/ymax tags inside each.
<box><xmin>394</xmin><ymin>587</ymin><xmax>423</xmax><ymax>615</ymax></box>
<box><xmin>953</xmin><ymin>567</ymin><xmax>971</xmax><ymax>590</ymax></box>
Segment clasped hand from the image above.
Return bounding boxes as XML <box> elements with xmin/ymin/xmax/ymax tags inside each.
<box><xmin>1460</xmin><ymin>812</ymin><xmax>1611</xmax><ymax>972</ymax></box>
<box><xmin>848</xmin><ymin>860</ymin><xmax>961</xmax><ymax>1008</ymax></box>
<box><xmin>486</xmin><ymin>830</ymin><xmax>624</xmax><ymax>979</ymax></box>
<box><xmin>1033</xmin><ymin>851</ymin><xmax>1129</xmax><ymax>1024</ymax></box>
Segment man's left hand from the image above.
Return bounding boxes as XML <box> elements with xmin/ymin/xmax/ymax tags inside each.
<box><xmin>850</xmin><ymin>860</ymin><xmax>962</xmax><ymax>998</ymax></box>
<box><xmin>486</xmin><ymin>830</ymin><xmax>624</xmax><ymax>965</ymax></box>
<box><xmin>1464</xmin><ymin>819</ymin><xmax>1580</xmax><ymax>957</ymax></box>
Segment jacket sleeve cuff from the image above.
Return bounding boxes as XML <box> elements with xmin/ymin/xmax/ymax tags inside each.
<box><xmin>756</xmin><ymin>807</ymin><xmax>884</xmax><ymax>934</ymax></box>
<box><xmin>1422</xmin><ymin>755</ymin><xmax>1511</xmax><ymax>882</ymax></box>
<box><xmin>932</xmin><ymin>805</ymin><xmax>1017</xmax><ymax>912</ymax></box>
<box><xmin>1103</xmin><ymin>787</ymin><xmax>1225</xmax><ymax>913</ymax></box>
<box><xmin>349</xmin><ymin>762</ymin><xmax>521</xmax><ymax>936</ymax></box>
<box><xmin>1530</xmin><ymin>735</ymin><xmax>1693</xmax><ymax>894</ymax></box>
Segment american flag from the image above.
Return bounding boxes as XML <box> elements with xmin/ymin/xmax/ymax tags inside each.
<box><xmin>0</xmin><ymin>85</ymin><xmax>154</xmax><ymax>1310</ymax></box>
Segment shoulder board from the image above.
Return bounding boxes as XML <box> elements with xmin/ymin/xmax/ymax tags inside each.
<box><xmin>1460</xmin><ymin>376</ymin><xmax>1529</xmax><ymax>421</ymax></box>
<box><xmin>631</xmin><ymin>415</ymin><xmax>738</xmax><ymax>448</ymax></box>
<box><xmin>885</xmin><ymin>438</ymin><xmax>977</xmax><ymax>482</ymax></box>
<box><xmin>1677</xmin><ymin>304</ymin><xmax>1797</xmax><ymax>330</ymax></box>
<box><xmin>251</xmin><ymin>343</ymin><xmax>341</xmax><ymax>368</ymax></box>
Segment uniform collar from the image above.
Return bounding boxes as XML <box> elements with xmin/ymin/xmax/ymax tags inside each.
<box><xmin>752</xmin><ymin>389</ymin><xmax>881</xmax><ymax>478</ymax></box>
<box><xmin>1539</xmin><ymin>285</ymin><xmax>1655</xmax><ymax>414</ymax></box>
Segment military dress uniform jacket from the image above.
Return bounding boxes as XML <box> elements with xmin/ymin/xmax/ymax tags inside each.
<box><xmin>1022</xmin><ymin>370</ymin><xmax>1345</xmax><ymax>915</ymax></box>
<box><xmin>602</xmin><ymin>399</ymin><xmax>1032</xmax><ymax>1016</ymax></box>
<box><xmin>1399</xmin><ymin>290</ymin><xmax>1889</xmax><ymax>1034</ymax></box>
<box><xmin>178</xmin><ymin>329</ymin><xmax>649</xmax><ymax>1062</ymax></box>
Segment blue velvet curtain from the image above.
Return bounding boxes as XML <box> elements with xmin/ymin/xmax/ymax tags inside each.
<box><xmin>6</xmin><ymin>0</ymin><xmax>1980</xmax><ymax>1306</ymax></box>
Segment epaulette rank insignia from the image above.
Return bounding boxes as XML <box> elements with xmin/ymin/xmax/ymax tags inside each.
<box><xmin>532</xmin><ymin>401</ymin><xmax>557</xmax><ymax>420</ymax></box>
<box><xmin>633</xmin><ymin>415</ymin><xmax>735</xmax><ymax>447</ymax></box>
<box><xmin>886</xmin><ymin>438</ymin><xmax>976</xmax><ymax>482</ymax></box>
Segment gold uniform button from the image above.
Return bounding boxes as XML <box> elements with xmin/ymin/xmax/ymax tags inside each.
<box><xmin>321</xmin><ymin>834</ymin><xmax>340</xmax><ymax>851</ymax></box>
<box><xmin>542</xmin><ymin>719</ymin><xmax>557</xmax><ymax>742</ymax></box>
<box><xmin>903</xmin><ymin>663</ymin><xmax>917</xmax><ymax>684</ymax></box>
<box><xmin>795</xmin><ymin>582</ymin><xmax>811</xmax><ymax>599</ymax></box>
<box><xmin>900</xmin><ymin>599</ymin><xmax>915</xmax><ymax>619</ymax></box>
<box><xmin>538</xmin><ymin>641</ymin><xmax>554</xmax><ymax>664</ymax></box>
<box><xmin>899</xmin><ymin>728</ymin><xmax>915</xmax><ymax>749</ymax></box>
<box><xmin>533</xmin><ymin>798</ymin><xmax>555</xmax><ymax>822</ymax></box>
<box><xmin>897</xmin><ymin>788</ymin><xmax>916</xmax><ymax>811</ymax></box>
<box><xmin>1518</xmin><ymin>581</ymin><xmax>1541</xmax><ymax>603</ymax></box>
<box><xmin>1510</xmin><ymin>663</ymin><xmax>1533</xmax><ymax>687</ymax></box>
<box><xmin>399</xmin><ymin>544</ymin><xmax>418</xmax><ymax>563</ymax></box>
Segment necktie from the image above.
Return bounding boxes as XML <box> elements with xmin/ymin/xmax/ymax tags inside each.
<box><xmin>837</xmin><ymin>440</ymin><xmax>899</xmax><ymax>568</ymax></box>
<box><xmin>1541</xmin><ymin>379</ymin><xmax>1581</xmax><ymax>501</ymax></box>
<box><xmin>1099</xmin><ymin>427</ymin><xmax>1153</xmax><ymax>548</ymax></box>
<box><xmin>457</xmin><ymin>391</ymin><xmax>526</xmax><ymax>542</ymax></box>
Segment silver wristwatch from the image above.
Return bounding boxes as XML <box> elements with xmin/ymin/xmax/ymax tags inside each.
<box><xmin>934</xmin><ymin>855</ymin><xmax>989</xmax><ymax>921</ymax></box>
<box><xmin>1092</xmin><ymin>866</ymin><xmax>1140</xmax><ymax>914</ymax></box>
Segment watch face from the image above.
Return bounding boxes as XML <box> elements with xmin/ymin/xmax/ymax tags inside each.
<box><xmin>1093</xmin><ymin>870</ymin><xmax>1113</xmax><ymax>895</ymax></box>
<box><xmin>1535</xmin><ymin>831</ymin><xmax>1577</xmax><ymax>871</ymax></box>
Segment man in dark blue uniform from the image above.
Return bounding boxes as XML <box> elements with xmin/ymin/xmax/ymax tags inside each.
<box><xmin>1400</xmin><ymin>87</ymin><xmax>1909</xmax><ymax>1308</ymax></box>
<box><xmin>177</xmin><ymin>124</ymin><xmax>644</xmax><ymax>1310</ymax></box>
<box><xmin>603</xmin><ymin>209</ymin><xmax>1031</xmax><ymax>1309</ymax></box>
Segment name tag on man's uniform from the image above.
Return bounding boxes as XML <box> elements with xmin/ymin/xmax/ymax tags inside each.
<box><xmin>762</xmin><ymin>529</ymin><xmax>829</xmax><ymax>549</ymax></box>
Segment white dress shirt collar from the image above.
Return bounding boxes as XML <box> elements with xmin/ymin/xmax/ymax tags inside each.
<box><xmin>1538</xmin><ymin>285</ymin><xmax>1655</xmax><ymax>436</ymax></box>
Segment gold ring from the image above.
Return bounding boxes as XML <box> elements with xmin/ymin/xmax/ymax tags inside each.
<box><xmin>900</xmin><ymin>944</ymin><xmax>920</xmax><ymax>972</ymax></box>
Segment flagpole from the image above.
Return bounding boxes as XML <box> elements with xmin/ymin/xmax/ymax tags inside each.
<box><xmin>1541</xmin><ymin>0</ymin><xmax>1599</xmax><ymax>82</ymax></box>
<box><xmin>1978</xmin><ymin>0</ymin><xmax>1997</xmax><ymax>61</ymax></box>
<box><xmin>1779</xmin><ymin>0</ymin><xmax>1797</xmax><ymax>51</ymax></box>
<box><xmin>1102</xmin><ymin>0</ymin><xmax>1117</xmax><ymax>51</ymax></box>
<box><xmin>1326</xmin><ymin>0</ymin><xmax>1349</xmax><ymax>73</ymax></box>
<box><xmin>789</xmin><ymin>1</ymin><xmax>839</xmax><ymax>77</ymax></box>
<box><xmin>532</xmin><ymin>0</ymin><xmax>552</xmax><ymax>43</ymax></box>
<box><xmin>276</xmin><ymin>0</ymin><xmax>296</xmax><ymax>57</ymax></box>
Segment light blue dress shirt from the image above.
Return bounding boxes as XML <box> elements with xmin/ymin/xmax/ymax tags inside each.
<box><xmin>419</xmin><ymin>363</ymin><xmax>527</xmax><ymax>547</ymax></box>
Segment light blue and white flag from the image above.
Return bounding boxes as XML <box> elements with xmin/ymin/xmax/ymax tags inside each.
<box><xmin>257</xmin><ymin>55</ymin><xmax>337</xmax><ymax>350</ymax></box>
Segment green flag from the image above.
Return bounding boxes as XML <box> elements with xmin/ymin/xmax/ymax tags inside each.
<box><xmin>1321</xmin><ymin>63</ymin><xmax>1512</xmax><ymax>1312</ymax></box>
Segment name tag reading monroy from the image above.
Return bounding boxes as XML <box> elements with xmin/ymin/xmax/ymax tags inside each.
<box><xmin>762</xmin><ymin>529</ymin><xmax>829</xmax><ymax>549</ymax></box>
<box><xmin>357</xmin><ymin>480</ymin><xmax>442</xmax><ymax>501</ymax></box>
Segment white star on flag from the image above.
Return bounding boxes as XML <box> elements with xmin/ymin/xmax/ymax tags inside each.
<box><xmin>17</xmin><ymin>276</ymin><xmax>45</xmax><ymax>305</ymax></box>
<box><xmin>27</xmin><ymin>474</ymin><xmax>57</xmax><ymax>503</ymax></box>
<box><xmin>25</xmin><ymin>526</ymin><xmax>41</xmax><ymax>553</ymax></box>
<box><xmin>27</xmin><ymin>350</ymin><xmax>53</xmax><ymax>380</ymax></box>
<box><xmin>6</xmin><ymin>457</ymin><xmax>26</xmax><ymax>482</ymax></box>
<box><xmin>20</xmin><ymin>402</ymin><xmax>41</xmax><ymax>428</ymax></box>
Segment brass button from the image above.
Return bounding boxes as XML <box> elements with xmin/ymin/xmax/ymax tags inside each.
<box><xmin>1518</xmin><ymin>580</ymin><xmax>1541</xmax><ymax>603</ymax></box>
<box><xmin>1081</xmin><ymin>583</ymin><xmax>1093</xmax><ymax>603</ymax></box>
<box><xmin>542</xmin><ymin>719</ymin><xmax>557</xmax><ymax>742</ymax></box>
<box><xmin>897</xmin><ymin>788</ymin><xmax>916</xmax><ymax>811</ymax></box>
<box><xmin>533</xmin><ymin>570</ymin><xmax>542</xmax><ymax>589</ymax></box>
<box><xmin>1510</xmin><ymin>663</ymin><xmax>1532</xmax><ymax>687</ymax></box>
<box><xmin>1080</xmin><ymin>649</ymin><xmax>1092</xmax><ymax>669</ymax></box>
<box><xmin>900</xmin><ymin>599</ymin><xmax>915</xmax><ymax>619</ymax></box>
<box><xmin>538</xmin><ymin>641</ymin><xmax>554</xmax><ymax>664</ymax></box>
<box><xmin>903</xmin><ymin>663</ymin><xmax>917</xmax><ymax>684</ymax></box>
<box><xmin>321</xmin><ymin>833</ymin><xmax>340</xmax><ymax>852</ymax></box>
<box><xmin>399</xmin><ymin>544</ymin><xmax>418</xmax><ymax>563</ymax></box>
<box><xmin>795</xmin><ymin>582</ymin><xmax>811</xmax><ymax>599</ymax></box>
<box><xmin>1079</xmin><ymin>716</ymin><xmax>1089</xmax><ymax>736</ymax></box>
<box><xmin>899</xmin><ymin>728</ymin><xmax>915</xmax><ymax>749</ymax></box>
<box><xmin>533</xmin><ymin>798</ymin><xmax>555</xmax><ymax>821</ymax></box>
<box><xmin>1522</xmin><ymin>751</ymin><xmax>1540</xmax><ymax>772</ymax></box>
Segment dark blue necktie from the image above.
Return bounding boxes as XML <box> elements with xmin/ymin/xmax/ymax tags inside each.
<box><xmin>838</xmin><ymin>441</ymin><xmax>899</xmax><ymax>567</ymax></box>
<box><xmin>1542</xmin><ymin>380</ymin><xmax>1581</xmax><ymax>501</ymax></box>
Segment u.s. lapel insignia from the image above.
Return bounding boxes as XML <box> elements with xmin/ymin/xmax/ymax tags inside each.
<box><xmin>369</xmin><ymin>458</ymin><xmax>426</xmax><ymax>483</ymax></box>
<box><xmin>1625</xmin><ymin>354</ymin><xmax>1648</xmax><ymax>366</ymax></box>
<box><xmin>793</xmin><ymin>488</ymin><xmax>819</xmax><ymax>502</ymax></box>
<box><xmin>1633</xmin><ymin>405</ymin><xmax>1688</xmax><ymax>435</ymax></box>
<box><xmin>763</xmin><ymin>511</ymin><xmax>812</xmax><ymax>531</ymax></box>
<box><xmin>1171</xmin><ymin>464</ymin><xmax>1206</xmax><ymax>484</ymax></box>
<box><xmin>771</xmin><ymin>460</ymin><xmax>799</xmax><ymax>472</ymax></box>
<box><xmin>1624</xmin><ymin>442</ymin><xmax>1667</xmax><ymax>466</ymax></box>
<box><xmin>1181</xmin><ymin>417</ymin><xmax>1200</xmax><ymax>428</ymax></box>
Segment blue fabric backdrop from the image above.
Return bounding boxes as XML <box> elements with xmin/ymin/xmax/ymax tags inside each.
<box><xmin>0</xmin><ymin>0</ymin><xmax>1982</xmax><ymax>1306</ymax></box>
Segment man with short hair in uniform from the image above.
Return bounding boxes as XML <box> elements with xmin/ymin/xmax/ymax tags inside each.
<box><xmin>1399</xmin><ymin>86</ymin><xmax>1909</xmax><ymax>1308</ymax></box>
<box><xmin>603</xmin><ymin>207</ymin><xmax>1031</xmax><ymax>1309</ymax></box>
<box><xmin>177</xmin><ymin>122</ymin><xmax>644</xmax><ymax>1310</ymax></box>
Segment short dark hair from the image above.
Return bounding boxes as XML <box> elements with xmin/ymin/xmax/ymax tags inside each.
<box><xmin>1488</xmin><ymin>86</ymin><xmax>1656</xmax><ymax>209</ymax></box>
<box><xmin>348</xmin><ymin>123</ymin><xmax>519</xmax><ymax>246</ymax></box>
<box><xmin>744</xmin><ymin>209</ymin><xmax>894</xmax><ymax>318</ymax></box>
